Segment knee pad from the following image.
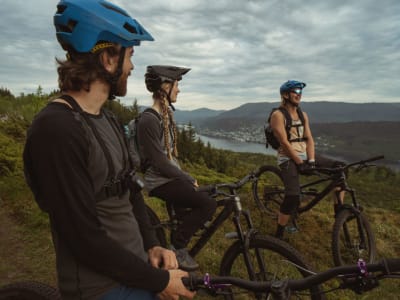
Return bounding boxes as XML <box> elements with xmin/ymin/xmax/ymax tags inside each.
<box><xmin>280</xmin><ymin>195</ymin><xmax>300</xmax><ymax>215</ymax></box>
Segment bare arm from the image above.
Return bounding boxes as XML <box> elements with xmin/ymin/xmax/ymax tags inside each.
<box><xmin>302</xmin><ymin>111</ymin><xmax>315</xmax><ymax>161</ymax></box>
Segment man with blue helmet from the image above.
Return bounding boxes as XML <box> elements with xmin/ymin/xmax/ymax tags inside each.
<box><xmin>270</xmin><ymin>80</ymin><xmax>345</xmax><ymax>239</ymax></box>
<box><xmin>23</xmin><ymin>0</ymin><xmax>194</xmax><ymax>299</ymax></box>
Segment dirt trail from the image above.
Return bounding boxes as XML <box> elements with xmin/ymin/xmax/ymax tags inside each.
<box><xmin>0</xmin><ymin>207</ymin><xmax>27</xmax><ymax>285</ymax></box>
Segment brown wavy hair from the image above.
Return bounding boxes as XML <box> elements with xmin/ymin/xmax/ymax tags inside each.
<box><xmin>56</xmin><ymin>44</ymin><xmax>119</xmax><ymax>92</ymax></box>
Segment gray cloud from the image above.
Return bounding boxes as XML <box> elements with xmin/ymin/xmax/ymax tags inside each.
<box><xmin>0</xmin><ymin>0</ymin><xmax>399</xmax><ymax>109</ymax></box>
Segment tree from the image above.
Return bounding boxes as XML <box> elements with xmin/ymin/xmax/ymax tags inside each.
<box><xmin>0</xmin><ymin>87</ymin><xmax>14</xmax><ymax>99</ymax></box>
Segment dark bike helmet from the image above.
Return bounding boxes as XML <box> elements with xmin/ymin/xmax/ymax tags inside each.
<box><xmin>54</xmin><ymin>0</ymin><xmax>154</xmax><ymax>53</ymax></box>
<box><xmin>145</xmin><ymin>65</ymin><xmax>190</xmax><ymax>93</ymax></box>
<box><xmin>280</xmin><ymin>80</ymin><xmax>306</xmax><ymax>94</ymax></box>
<box><xmin>145</xmin><ymin>65</ymin><xmax>190</xmax><ymax>110</ymax></box>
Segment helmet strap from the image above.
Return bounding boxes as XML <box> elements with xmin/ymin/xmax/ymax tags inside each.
<box><xmin>288</xmin><ymin>94</ymin><xmax>299</xmax><ymax>107</ymax></box>
<box><xmin>167</xmin><ymin>82</ymin><xmax>176</xmax><ymax>111</ymax></box>
<box><xmin>108</xmin><ymin>47</ymin><xmax>126</xmax><ymax>100</ymax></box>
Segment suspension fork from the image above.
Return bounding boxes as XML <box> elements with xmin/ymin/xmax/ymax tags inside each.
<box><xmin>340</xmin><ymin>201</ymin><xmax>368</xmax><ymax>250</ymax></box>
<box><xmin>232</xmin><ymin>209</ymin><xmax>268</xmax><ymax>282</ymax></box>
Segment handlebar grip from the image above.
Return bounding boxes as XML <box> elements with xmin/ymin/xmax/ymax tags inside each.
<box><xmin>181</xmin><ymin>277</ymin><xmax>192</xmax><ymax>289</ymax></box>
<box><xmin>181</xmin><ymin>274</ymin><xmax>201</xmax><ymax>291</ymax></box>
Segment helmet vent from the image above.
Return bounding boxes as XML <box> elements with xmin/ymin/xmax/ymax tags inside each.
<box><xmin>56</xmin><ymin>19</ymin><xmax>77</xmax><ymax>34</ymax></box>
<box><xmin>123</xmin><ymin>22</ymin><xmax>138</xmax><ymax>34</ymax></box>
<box><xmin>56</xmin><ymin>4</ymin><xmax>67</xmax><ymax>14</ymax></box>
<box><xmin>101</xmin><ymin>3</ymin><xmax>129</xmax><ymax>17</ymax></box>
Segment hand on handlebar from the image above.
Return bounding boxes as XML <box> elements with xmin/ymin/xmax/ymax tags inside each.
<box><xmin>297</xmin><ymin>161</ymin><xmax>315</xmax><ymax>175</ymax></box>
<box><xmin>158</xmin><ymin>270</ymin><xmax>195</xmax><ymax>300</ymax></box>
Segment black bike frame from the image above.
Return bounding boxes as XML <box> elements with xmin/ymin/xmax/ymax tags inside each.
<box><xmin>185</xmin><ymin>184</ymin><xmax>267</xmax><ymax>281</ymax></box>
<box><xmin>296</xmin><ymin>169</ymin><xmax>369</xmax><ymax>250</ymax></box>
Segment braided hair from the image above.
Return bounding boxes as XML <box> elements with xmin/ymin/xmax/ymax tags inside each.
<box><xmin>159</xmin><ymin>90</ymin><xmax>178</xmax><ymax>160</ymax></box>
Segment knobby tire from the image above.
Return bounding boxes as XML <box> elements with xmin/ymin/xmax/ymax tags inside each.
<box><xmin>145</xmin><ymin>204</ymin><xmax>168</xmax><ymax>248</ymax></box>
<box><xmin>332</xmin><ymin>209</ymin><xmax>376</xmax><ymax>266</ymax></box>
<box><xmin>219</xmin><ymin>234</ymin><xmax>324</xmax><ymax>300</ymax></box>
<box><xmin>0</xmin><ymin>281</ymin><xmax>61</xmax><ymax>300</ymax></box>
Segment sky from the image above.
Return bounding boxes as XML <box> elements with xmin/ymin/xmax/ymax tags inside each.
<box><xmin>0</xmin><ymin>0</ymin><xmax>399</xmax><ymax>110</ymax></box>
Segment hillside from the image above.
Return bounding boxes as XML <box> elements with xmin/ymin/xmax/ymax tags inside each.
<box><xmin>174</xmin><ymin>102</ymin><xmax>400</xmax><ymax>164</ymax></box>
<box><xmin>1</xmin><ymin>90</ymin><xmax>400</xmax><ymax>299</ymax></box>
<box><xmin>192</xmin><ymin>101</ymin><xmax>400</xmax><ymax>129</ymax></box>
<box><xmin>174</xmin><ymin>107</ymin><xmax>225</xmax><ymax>124</ymax></box>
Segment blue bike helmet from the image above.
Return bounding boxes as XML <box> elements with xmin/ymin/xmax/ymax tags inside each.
<box><xmin>280</xmin><ymin>80</ymin><xmax>306</xmax><ymax>94</ymax></box>
<box><xmin>54</xmin><ymin>0</ymin><xmax>154</xmax><ymax>53</ymax></box>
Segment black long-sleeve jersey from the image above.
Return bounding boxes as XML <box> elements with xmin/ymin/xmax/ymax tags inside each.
<box><xmin>23</xmin><ymin>102</ymin><xmax>168</xmax><ymax>299</ymax></box>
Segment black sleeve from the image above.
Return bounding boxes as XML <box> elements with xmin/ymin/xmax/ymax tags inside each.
<box><xmin>130</xmin><ymin>191</ymin><xmax>160</xmax><ymax>250</ymax></box>
<box><xmin>137</xmin><ymin>112</ymin><xmax>194</xmax><ymax>182</ymax></box>
<box><xmin>23</xmin><ymin>106</ymin><xmax>169</xmax><ymax>292</ymax></box>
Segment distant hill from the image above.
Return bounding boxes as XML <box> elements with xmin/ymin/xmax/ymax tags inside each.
<box><xmin>196</xmin><ymin>102</ymin><xmax>400</xmax><ymax>130</ymax></box>
<box><xmin>172</xmin><ymin>107</ymin><xmax>225</xmax><ymax>124</ymax></box>
<box><xmin>138</xmin><ymin>106</ymin><xmax>224</xmax><ymax>124</ymax></box>
<box><xmin>174</xmin><ymin>102</ymin><xmax>400</xmax><ymax>163</ymax></box>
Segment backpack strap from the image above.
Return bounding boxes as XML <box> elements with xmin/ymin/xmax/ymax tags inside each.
<box><xmin>59</xmin><ymin>95</ymin><xmax>131</xmax><ymax>198</ymax></box>
<box><xmin>59</xmin><ymin>95</ymin><xmax>117</xmax><ymax>181</ymax></box>
<box><xmin>277</xmin><ymin>106</ymin><xmax>308</xmax><ymax>144</ymax></box>
<box><xmin>142</xmin><ymin>107</ymin><xmax>164</xmax><ymax>139</ymax></box>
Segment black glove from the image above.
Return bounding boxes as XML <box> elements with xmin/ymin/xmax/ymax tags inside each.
<box><xmin>297</xmin><ymin>161</ymin><xmax>315</xmax><ymax>175</ymax></box>
<box><xmin>308</xmin><ymin>160</ymin><xmax>316</xmax><ymax>169</ymax></box>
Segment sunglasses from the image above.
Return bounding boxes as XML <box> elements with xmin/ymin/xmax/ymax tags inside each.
<box><xmin>290</xmin><ymin>88</ymin><xmax>302</xmax><ymax>95</ymax></box>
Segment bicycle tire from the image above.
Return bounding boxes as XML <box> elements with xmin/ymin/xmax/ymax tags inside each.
<box><xmin>145</xmin><ymin>204</ymin><xmax>168</xmax><ymax>248</ymax></box>
<box><xmin>0</xmin><ymin>281</ymin><xmax>61</xmax><ymax>300</ymax></box>
<box><xmin>252</xmin><ymin>165</ymin><xmax>284</xmax><ymax>218</ymax></box>
<box><xmin>219</xmin><ymin>234</ymin><xmax>324</xmax><ymax>300</ymax></box>
<box><xmin>332</xmin><ymin>209</ymin><xmax>376</xmax><ymax>266</ymax></box>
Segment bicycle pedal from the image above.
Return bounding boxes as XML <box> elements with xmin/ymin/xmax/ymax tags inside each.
<box><xmin>225</xmin><ymin>232</ymin><xmax>238</xmax><ymax>239</ymax></box>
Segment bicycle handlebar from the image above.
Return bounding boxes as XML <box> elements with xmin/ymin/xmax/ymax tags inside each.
<box><xmin>196</xmin><ymin>172</ymin><xmax>255</xmax><ymax>195</ymax></box>
<box><xmin>182</xmin><ymin>258</ymin><xmax>400</xmax><ymax>297</ymax></box>
<box><xmin>312</xmin><ymin>155</ymin><xmax>385</xmax><ymax>175</ymax></box>
<box><xmin>347</xmin><ymin>155</ymin><xmax>385</xmax><ymax>168</ymax></box>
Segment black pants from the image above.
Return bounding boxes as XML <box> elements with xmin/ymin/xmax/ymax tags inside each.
<box><xmin>278</xmin><ymin>155</ymin><xmax>345</xmax><ymax>214</ymax></box>
<box><xmin>150</xmin><ymin>179</ymin><xmax>217</xmax><ymax>249</ymax></box>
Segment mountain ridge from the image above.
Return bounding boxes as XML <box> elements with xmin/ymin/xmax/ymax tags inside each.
<box><xmin>173</xmin><ymin>101</ymin><xmax>400</xmax><ymax>128</ymax></box>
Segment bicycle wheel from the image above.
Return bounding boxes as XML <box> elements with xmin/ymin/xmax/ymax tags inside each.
<box><xmin>220</xmin><ymin>234</ymin><xmax>324</xmax><ymax>300</ymax></box>
<box><xmin>332</xmin><ymin>209</ymin><xmax>376</xmax><ymax>266</ymax></box>
<box><xmin>252</xmin><ymin>165</ymin><xmax>284</xmax><ymax>218</ymax></box>
<box><xmin>145</xmin><ymin>204</ymin><xmax>168</xmax><ymax>248</ymax></box>
<box><xmin>0</xmin><ymin>281</ymin><xmax>61</xmax><ymax>300</ymax></box>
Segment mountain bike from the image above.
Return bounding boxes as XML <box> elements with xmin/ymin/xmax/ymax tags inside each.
<box><xmin>182</xmin><ymin>258</ymin><xmax>400</xmax><ymax>299</ymax></box>
<box><xmin>252</xmin><ymin>155</ymin><xmax>384</xmax><ymax>267</ymax></box>
<box><xmin>145</xmin><ymin>173</ymin><xmax>324</xmax><ymax>299</ymax></box>
<box><xmin>0</xmin><ymin>281</ymin><xmax>61</xmax><ymax>300</ymax></box>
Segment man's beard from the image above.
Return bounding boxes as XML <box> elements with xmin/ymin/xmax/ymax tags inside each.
<box><xmin>114</xmin><ymin>76</ymin><xmax>128</xmax><ymax>97</ymax></box>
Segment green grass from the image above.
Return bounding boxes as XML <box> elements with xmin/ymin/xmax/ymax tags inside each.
<box><xmin>1</xmin><ymin>159</ymin><xmax>399</xmax><ymax>299</ymax></box>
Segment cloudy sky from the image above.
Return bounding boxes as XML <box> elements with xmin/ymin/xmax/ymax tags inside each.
<box><xmin>0</xmin><ymin>0</ymin><xmax>399</xmax><ymax>110</ymax></box>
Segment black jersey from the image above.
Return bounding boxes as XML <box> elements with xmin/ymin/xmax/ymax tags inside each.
<box><xmin>23</xmin><ymin>101</ymin><xmax>168</xmax><ymax>299</ymax></box>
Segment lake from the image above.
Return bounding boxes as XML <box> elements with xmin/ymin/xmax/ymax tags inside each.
<box><xmin>196</xmin><ymin>134</ymin><xmax>276</xmax><ymax>155</ymax></box>
<box><xmin>196</xmin><ymin>134</ymin><xmax>399</xmax><ymax>172</ymax></box>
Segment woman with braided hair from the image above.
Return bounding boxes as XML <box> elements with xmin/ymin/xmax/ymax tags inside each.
<box><xmin>137</xmin><ymin>65</ymin><xmax>217</xmax><ymax>272</ymax></box>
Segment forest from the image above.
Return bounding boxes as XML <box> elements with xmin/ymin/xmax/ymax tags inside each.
<box><xmin>1</xmin><ymin>87</ymin><xmax>399</xmax><ymax>299</ymax></box>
